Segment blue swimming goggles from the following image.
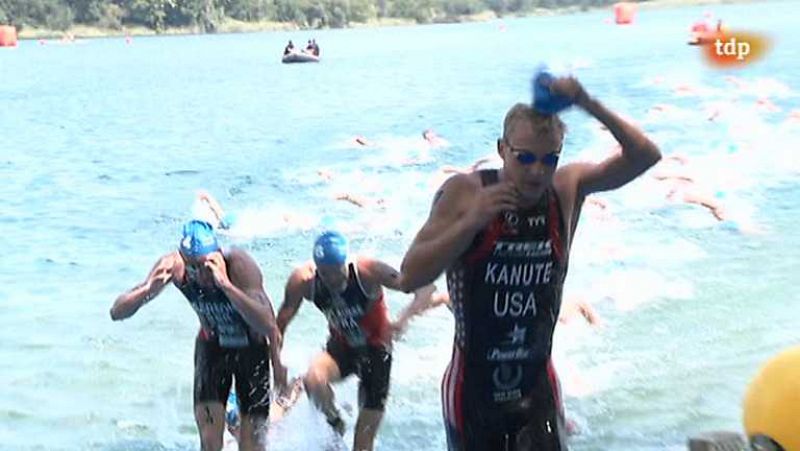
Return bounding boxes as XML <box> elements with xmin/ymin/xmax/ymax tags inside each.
<box><xmin>503</xmin><ymin>139</ymin><xmax>561</xmax><ymax>166</ymax></box>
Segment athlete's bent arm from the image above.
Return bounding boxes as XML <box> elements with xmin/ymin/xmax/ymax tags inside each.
<box><xmin>277</xmin><ymin>266</ymin><xmax>310</xmax><ymax>336</ymax></box>
<box><xmin>224</xmin><ymin>249</ymin><xmax>287</xmax><ymax>387</ymax></box>
<box><xmin>221</xmin><ymin>249</ymin><xmax>280</xmax><ymax>339</ymax></box>
<box><xmin>362</xmin><ymin>258</ymin><xmax>439</xmax><ymax>325</ymax></box>
<box><xmin>110</xmin><ymin>253</ymin><xmax>176</xmax><ymax>320</ymax></box>
<box><xmin>560</xmin><ymin>81</ymin><xmax>661</xmax><ymax>197</ymax></box>
<box><xmin>399</xmin><ymin>175</ymin><xmax>482</xmax><ymax>292</ymax></box>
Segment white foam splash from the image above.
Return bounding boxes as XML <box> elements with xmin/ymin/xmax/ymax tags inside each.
<box><xmin>595</xmin><ymin>269</ymin><xmax>695</xmax><ymax>312</ymax></box>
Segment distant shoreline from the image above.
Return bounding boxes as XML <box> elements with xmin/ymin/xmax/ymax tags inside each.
<box><xmin>17</xmin><ymin>0</ymin><xmax>763</xmax><ymax>41</ymax></box>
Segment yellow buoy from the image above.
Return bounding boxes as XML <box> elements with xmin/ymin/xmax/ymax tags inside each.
<box><xmin>743</xmin><ymin>345</ymin><xmax>800</xmax><ymax>451</ymax></box>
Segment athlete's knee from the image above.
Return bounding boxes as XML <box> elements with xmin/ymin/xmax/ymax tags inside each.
<box><xmin>199</xmin><ymin>427</ymin><xmax>223</xmax><ymax>451</ymax></box>
<box><xmin>354</xmin><ymin>413</ymin><xmax>383</xmax><ymax>451</ymax></box>
<box><xmin>195</xmin><ymin>404</ymin><xmax>224</xmax><ymax>451</ymax></box>
<box><xmin>361</xmin><ymin>391</ymin><xmax>388</xmax><ymax>411</ymax></box>
<box><xmin>237</xmin><ymin>438</ymin><xmax>266</xmax><ymax>451</ymax></box>
<box><xmin>238</xmin><ymin>415</ymin><xmax>268</xmax><ymax>451</ymax></box>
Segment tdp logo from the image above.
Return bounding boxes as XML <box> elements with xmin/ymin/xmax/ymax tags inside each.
<box><xmin>701</xmin><ymin>31</ymin><xmax>770</xmax><ymax>68</ymax></box>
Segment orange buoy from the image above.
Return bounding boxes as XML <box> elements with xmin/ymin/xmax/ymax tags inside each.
<box><xmin>0</xmin><ymin>25</ymin><xmax>18</xmax><ymax>47</ymax></box>
<box><xmin>691</xmin><ymin>21</ymin><xmax>710</xmax><ymax>33</ymax></box>
<box><xmin>613</xmin><ymin>2</ymin><xmax>637</xmax><ymax>25</ymax></box>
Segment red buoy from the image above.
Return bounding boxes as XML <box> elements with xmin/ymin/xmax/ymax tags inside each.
<box><xmin>0</xmin><ymin>25</ymin><xmax>18</xmax><ymax>47</ymax></box>
<box><xmin>613</xmin><ymin>2</ymin><xmax>637</xmax><ymax>25</ymax></box>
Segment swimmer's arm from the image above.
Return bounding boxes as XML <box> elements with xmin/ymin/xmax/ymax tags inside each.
<box><xmin>573</xmin><ymin>94</ymin><xmax>662</xmax><ymax>196</ymax></box>
<box><xmin>276</xmin><ymin>266</ymin><xmax>311</xmax><ymax>336</ymax></box>
<box><xmin>653</xmin><ymin>173</ymin><xmax>694</xmax><ymax>183</ymax></box>
<box><xmin>470</xmin><ymin>157</ymin><xmax>492</xmax><ymax>171</ymax></box>
<box><xmin>577</xmin><ymin>302</ymin><xmax>602</xmax><ymax>326</ymax></box>
<box><xmin>663</xmin><ymin>154</ymin><xmax>689</xmax><ymax>165</ymax></box>
<box><xmin>683</xmin><ymin>192</ymin><xmax>725</xmax><ymax>221</ymax></box>
<box><xmin>335</xmin><ymin>193</ymin><xmax>367</xmax><ymax>208</ymax></box>
<box><xmin>400</xmin><ymin>175</ymin><xmax>478</xmax><ymax>292</ymax></box>
<box><xmin>197</xmin><ymin>190</ymin><xmax>225</xmax><ymax>223</ymax></box>
<box><xmin>565</xmin><ymin>300</ymin><xmax>602</xmax><ymax>326</ymax></box>
<box><xmin>394</xmin><ymin>289</ymin><xmax>451</xmax><ymax>336</ymax></box>
<box><xmin>439</xmin><ymin>165</ymin><xmax>464</xmax><ymax>175</ymax></box>
<box><xmin>110</xmin><ymin>253</ymin><xmax>176</xmax><ymax>321</ymax></box>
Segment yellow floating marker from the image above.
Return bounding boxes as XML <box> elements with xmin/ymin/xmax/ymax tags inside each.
<box><xmin>743</xmin><ymin>345</ymin><xmax>800</xmax><ymax>451</ymax></box>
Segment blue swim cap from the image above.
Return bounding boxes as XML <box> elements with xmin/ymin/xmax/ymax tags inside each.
<box><xmin>532</xmin><ymin>69</ymin><xmax>574</xmax><ymax>115</ymax></box>
<box><xmin>179</xmin><ymin>220</ymin><xmax>220</xmax><ymax>257</ymax></box>
<box><xmin>313</xmin><ymin>231</ymin><xmax>348</xmax><ymax>266</ymax></box>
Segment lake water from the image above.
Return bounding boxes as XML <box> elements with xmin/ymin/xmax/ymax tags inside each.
<box><xmin>1</xmin><ymin>1</ymin><xmax>799</xmax><ymax>449</ymax></box>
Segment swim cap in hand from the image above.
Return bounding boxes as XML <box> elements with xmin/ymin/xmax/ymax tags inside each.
<box><xmin>533</xmin><ymin>69</ymin><xmax>574</xmax><ymax>114</ymax></box>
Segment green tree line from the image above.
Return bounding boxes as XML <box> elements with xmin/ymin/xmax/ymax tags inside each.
<box><xmin>0</xmin><ymin>0</ymin><xmax>625</xmax><ymax>33</ymax></box>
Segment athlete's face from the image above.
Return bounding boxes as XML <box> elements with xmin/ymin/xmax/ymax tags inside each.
<box><xmin>317</xmin><ymin>263</ymin><xmax>348</xmax><ymax>293</ymax></box>
<box><xmin>498</xmin><ymin>119</ymin><xmax>562</xmax><ymax>205</ymax></box>
<box><xmin>181</xmin><ymin>251</ymin><xmax>218</xmax><ymax>288</ymax></box>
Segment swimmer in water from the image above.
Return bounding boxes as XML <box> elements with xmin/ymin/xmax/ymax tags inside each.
<box><xmin>393</xmin><ymin>292</ymin><xmax>602</xmax><ymax>334</ymax></box>
<box><xmin>317</xmin><ymin>168</ymin><xmax>335</xmax><ymax>182</ymax></box>
<box><xmin>429</xmin><ymin>155</ymin><xmax>499</xmax><ymax>192</ymax></box>
<box><xmin>648</xmin><ymin>154</ymin><xmax>739</xmax><ymax>223</ymax></box>
<box><xmin>194</xmin><ymin>190</ymin><xmax>232</xmax><ymax>229</ymax></box>
<box><xmin>351</xmin><ymin>135</ymin><xmax>373</xmax><ymax>147</ymax></box>
<box><xmin>334</xmin><ymin>192</ymin><xmax>387</xmax><ymax>209</ymax></box>
<box><xmin>422</xmin><ymin>128</ymin><xmax>450</xmax><ymax>149</ymax></box>
<box><xmin>439</xmin><ymin>157</ymin><xmax>495</xmax><ymax>176</ymax></box>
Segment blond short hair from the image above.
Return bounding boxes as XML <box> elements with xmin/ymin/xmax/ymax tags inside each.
<box><xmin>502</xmin><ymin>103</ymin><xmax>566</xmax><ymax>145</ymax></box>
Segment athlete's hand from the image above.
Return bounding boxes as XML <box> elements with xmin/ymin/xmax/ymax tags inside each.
<box><xmin>273</xmin><ymin>361</ymin><xmax>288</xmax><ymax>394</ymax></box>
<box><xmin>273</xmin><ymin>330</ymin><xmax>284</xmax><ymax>351</ymax></box>
<box><xmin>548</xmin><ymin>76</ymin><xmax>589</xmax><ymax>108</ymax></box>
<box><xmin>148</xmin><ymin>254</ymin><xmax>176</xmax><ymax>289</ymax></box>
<box><xmin>431</xmin><ymin>292</ymin><xmax>452</xmax><ymax>310</ymax></box>
<box><xmin>465</xmin><ymin>181</ymin><xmax>519</xmax><ymax>230</ymax></box>
<box><xmin>204</xmin><ymin>253</ymin><xmax>231</xmax><ymax>288</ymax></box>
